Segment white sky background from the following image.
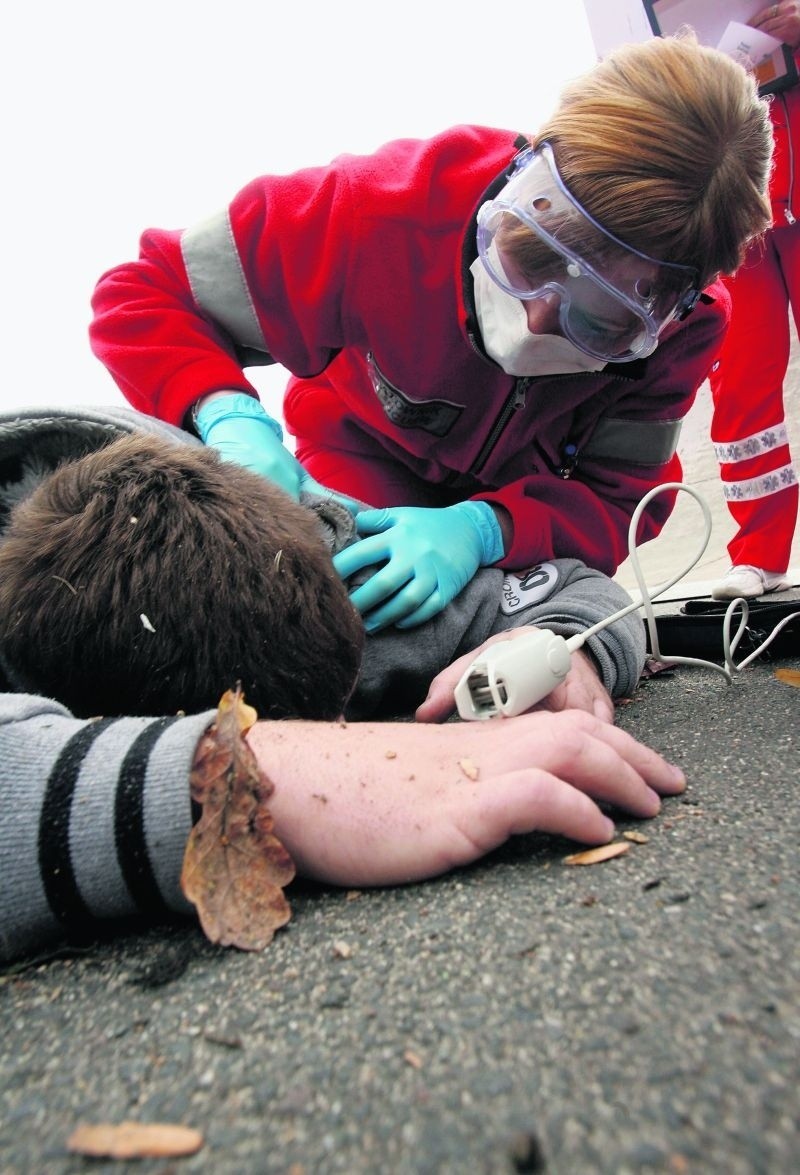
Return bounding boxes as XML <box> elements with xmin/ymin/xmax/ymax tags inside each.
<box><xmin>4</xmin><ymin>0</ymin><xmax>596</xmax><ymax>417</ymax></box>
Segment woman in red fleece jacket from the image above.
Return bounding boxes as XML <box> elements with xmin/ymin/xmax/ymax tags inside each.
<box><xmin>90</xmin><ymin>34</ymin><xmax>772</xmax><ymax>635</ymax></box>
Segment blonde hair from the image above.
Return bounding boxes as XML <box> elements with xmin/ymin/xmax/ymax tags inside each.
<box><xmin>527</xmin><ymin>33</ymin><xmax>773</xmax><ymax>286</ymax></box>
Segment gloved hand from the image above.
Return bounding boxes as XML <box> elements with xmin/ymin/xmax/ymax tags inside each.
<box><xmin>332</xmin><ymin>501</ymin><xmax>504</xmax><ymax>632</ymax></box>
<box><xmin>195</xmin><ymin>392</ymin><xmax>360</xmax><ymax>513</ymax></box>
<box><xmin>194</xmin><ymin>393</ymin><xmax>305</xmax><ymax>498</ymax></box>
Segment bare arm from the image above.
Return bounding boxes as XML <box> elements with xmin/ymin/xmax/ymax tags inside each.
<box><xmin>1</xmin><ymin>694</ymin><xmax>682</xmax><ymax>961</ymax></box>
<box><xmin>252</xmin><ymin>710</ymin><xmax>685</xmax><ymax>888</ymax></box>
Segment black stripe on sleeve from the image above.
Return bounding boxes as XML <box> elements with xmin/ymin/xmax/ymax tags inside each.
<box><xmin>38</xmin><ymin>718</ymin><xmax>119</xmax><ymax>929</ymax></box>
<box><xmin>115</xmin><ymin>716</ymin><xmax>182</xmax><ymax>915</ymax></box>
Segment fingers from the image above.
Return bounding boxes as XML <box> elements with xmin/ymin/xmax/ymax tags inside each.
<box><xmin>417</xmin><ymin>635</ymin><xmax>616</xmax><ymax>724</ymax></box>
<box><xmin>561</xmin><ymin>675</ymin><xmax>615</xmax><ymax>723</ymax></box>
<box><xmin>592</xmin><ymin>693</ymin><xmax>615</xmax><ymax>723</ymax></box>
<box><xmin>360</xmin><ymin>577</ymin><xmax>439</xmax><ymax>632</ymax></box>
<box><xmin>394</xmin><ymin>591</ymin><xmax>447</xmax><ymax>629</ymax></box>
<box><xmin>416</xmin><ymin>631</ymin><xmax>538</xmax><ymax>723</ymax></box>
<box><xmin>528</xmin><ymin>652</ymin><xmax>615</xmax><ymax>723</ymax></box>
<box><xmin>751</xmin><ymin>3</ymin><xmax>778</xmax><ymax>27</ymax></box>
<box><xmin>299</xmin><ymin>475</ymin><xmax>364</xmax><ymax>516</ymax></box>
<box><xmin>332</xmin><ymin>533</ymin><xmax>392</xmax><ymax>581</ymax></box>
<box><xmin>353</xmin><ymin>507</ymin><xmax>395</xmax><ymax>534</ymax></box>
<box><xmin>334</xmin><ymin>539</ymin><xmax>439</xmax><ymax>630</ymax></box>
<box><xmin>463</xmin><ymin>709</ymin><xmax>685</xmax><ymax>816</ymax></box>
<box><xmin>332</xmin><ymin>534</ymin><xmax>424</xmax><ymax>622</ymax></box>
<box><xmin>551</xmin><ymin>726</ymin><xmax>662</xmax><ymax>818</ymax></box>
<box><xmin>589</xmin><ymin>719</ymin><xmax>686</xmax><ymax>797</ymax></box>
<box><xmin>540</xmin><ymin>679</ymin><xmax>612</xmax><ymax>722</ymax></box>
<box><xmin>567</xmin><ymin>649</ymin><xmax>615</xmax><ymax>720</ymax></box>
<box><xmin>346</xmin><ymin>566</ymin><xmax>406</xmax><ymax>618</ymax></box>
<box><xmin>332</xmin><ymin>536</ymin><xmax>411</xmax><ymax>620</ymax></box>
<box><xmin>455</xmin><ymin>769</ymin><xmax>617</xmax><ymax>856</ymax></box>
<box><xmin>751</xmin><ymin>1</ymin><xmax>800</xmax><ymax>43</ymax></box>
<box><xmin>415</xmin><ymin>663</ymin><xmax>464</xmax><ymax>722</ymax></box>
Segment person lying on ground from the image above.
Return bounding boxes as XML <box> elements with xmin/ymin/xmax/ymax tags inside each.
<box><xmin>0</xmin><ymin>407</ymin><xmax>644</xmax><ymax>724</ymax></box>
<box><xmin>0</xmin><ymin>691</ymin><xmax>686</xmax><ymax>964</ymax></box>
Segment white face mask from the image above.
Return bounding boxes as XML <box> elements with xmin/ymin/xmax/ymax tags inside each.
<box><xmin>470</xmin><ymin>256</ymin><xmax>606</xmax><ymax>377</ymax></box>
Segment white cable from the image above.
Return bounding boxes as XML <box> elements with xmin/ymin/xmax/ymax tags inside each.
<box><xmin>722</xmin><ymin>598</ymin><xmax>800</xmax><ymax>670</ymax></box>
<box><xmin>455</xmin><ymin>481</ymin><xmax>799</xmax><ymax>720</ymax></box>
<box><xmin>627</xmin><ymin>483</ymin><xmax>799</xmax><ymax>679</ymax></box>
<box><xmin>624</xmin><ymin>482</ymin><xmax>733</xmax><ymax>682</ymax></box>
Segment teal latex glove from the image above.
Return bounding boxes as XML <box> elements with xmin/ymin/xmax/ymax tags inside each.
<box><xmin>195</xmin><ymin>393</ymin><xmax>305</xmax><ymax>498</ymax></box>
<box><xmin>195</xmin><ymin>393</ymin><xmax>360</xmax><ymax>511</ymax></box>
<box><xmin>332</xmin><ymin>501</ymin><xmax>504</xmax><ymax>632</ymax></box>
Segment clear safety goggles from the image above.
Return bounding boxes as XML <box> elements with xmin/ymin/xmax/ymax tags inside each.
<box><xmin>476</xmin><ymin>142</ymin><xmax>701</xmax><ymax>363</ymax></box>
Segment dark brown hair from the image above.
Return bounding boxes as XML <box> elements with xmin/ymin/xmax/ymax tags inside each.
<box><xmin>0</xmin><ymin>435</ymin><xmax>364</xmax><ymax>719</ymax></box>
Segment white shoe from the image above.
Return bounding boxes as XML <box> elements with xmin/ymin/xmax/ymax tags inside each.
<box><xmin>711</xmin><ymin>564</ymin><xmax>791</xmax><ymax>601</ymax></box>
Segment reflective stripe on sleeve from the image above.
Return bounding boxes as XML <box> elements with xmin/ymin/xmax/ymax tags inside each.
<box><xmin>721</xmin><ymin>462</ymin><xmax>797</xmax><ymax>502</ymax></box>
<box><xmin>713</xmin><ymin>422</ymin><xmax>790</xmax><ymax>465</ymax></box>
<box><xmin>581</xmin><ymin>417</ymin><xmax>683</xmax><ymax>466</ymax></box>
<box><xmin>181</xmin><ymin>210</ymin><xmax>268</xmax><ymax>350</ymax></box>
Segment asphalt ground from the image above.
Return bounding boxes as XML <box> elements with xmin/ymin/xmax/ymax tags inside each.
<box><xmin>2</xmin><ymin>361</ymin><xmax>799</xmax><ymax>1174</ymax></box>
<box><xmin>2</xmin><ymin>649</ymin><xmax>799</xmax><ymax>1175</ymax></box>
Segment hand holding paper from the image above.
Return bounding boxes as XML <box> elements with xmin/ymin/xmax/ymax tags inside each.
<box><xmin>717</xmin><ymin>20</ymin><xmax>782</xmax><ymax>68</ymax></box>
<box><xmin>749</xmin><ymin>3</ymin><xmax>800</xmax><ymax>51</ymax></box>
<box><xmin>645</xmin><ymin>1</ymin><xmax>799</xmax><ymax>93</ymax></box>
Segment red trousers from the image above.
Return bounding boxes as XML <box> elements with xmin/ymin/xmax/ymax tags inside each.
<box><xmin>709</xmin><ymin>225</ymin><xmax>800</xmax><ymax>571</ymax></box>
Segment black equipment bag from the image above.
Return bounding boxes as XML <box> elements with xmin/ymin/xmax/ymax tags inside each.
<box><xmin>646</xmin><ymin>591</ymin><xmax>800</xmax><ymax>660</ymax></box>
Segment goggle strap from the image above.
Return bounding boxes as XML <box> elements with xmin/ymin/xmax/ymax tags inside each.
<box><xmin>536</xmin><ymin>142</ymin><xmax>700</xmax><ymax>290</ymax></box>
<box><xmin>675</xmin><ymin>289</ymin><xmax>702</xmax><ymax>321</ymax></box>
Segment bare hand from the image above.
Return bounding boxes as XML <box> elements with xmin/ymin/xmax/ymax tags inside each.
<box><xmin>750</xmin><ymin>3</ymin><xmax>800</xmax><ymax>50</ymax></box>
<box><xmin>415</xmin><ymin>628</ymin><xmax>615</xmax><ymax>724</ymax></box>
<box><xmin>250</xmin><ymin>710</ymin><xmax>685</xmax><ymax>887</ymax></box>
<box><xmin>532</xmin><ymin>648</ymin><xmax>615</xmax><ymax>721</ymax></box>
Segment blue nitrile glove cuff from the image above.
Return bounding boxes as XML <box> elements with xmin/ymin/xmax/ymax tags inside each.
<box><xmin>193</xmin><ymin>392</ymin><xmax>305</xmax><ymax>498</ymax></box>
<box><xmin>194</xmin><ymin>393</ymin><xmax>283</xmax><ymax>442</ymax></box>
<box><xmin>456</xmin><ymin>500</ymin><xmax>505</xmax><ymax>565</ymax></box>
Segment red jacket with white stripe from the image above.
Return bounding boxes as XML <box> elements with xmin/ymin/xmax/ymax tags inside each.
<box><xmin>90</xmin><ymin>125</ymin><xmax>729</xmax><ymax>573</ymax></box>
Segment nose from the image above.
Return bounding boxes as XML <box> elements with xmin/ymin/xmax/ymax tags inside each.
<box><xmin>523</xmin><ymin>292</ymin><xmax>563</xmax><ymax>336</ymax></box>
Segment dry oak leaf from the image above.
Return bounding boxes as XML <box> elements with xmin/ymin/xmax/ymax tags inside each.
<box><xmin>181</xmin><ymin>687</ymin><xmax>295</xmax><ymax>950</ymax></box>
<box><xmin>67</xmin><ymin>1121</ymin><xmax>203</xmax><ymax>1159</ymax></box>
<box><xmin>563</xmin><ymin>842</ymin><xmax>630</xmax><ymax>866</ymax></box>
<box><xmin>774</xmin><ymin>668</ymin><xmax>800</xmax><ymax>687</ymax></box>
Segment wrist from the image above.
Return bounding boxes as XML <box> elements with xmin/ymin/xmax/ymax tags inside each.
<box><xmin>193</xmin><ymin>392</ymin><xmax>283</xmax><ymax>443</ymax></box>
<box><xmin>184</xmin><ymin>696</ymin><xmax>295</xmax><ymax>949</ymax></box>
<box><xmin>190</xmin><ymin>390</ymin><xmax>240</xmax><ymax>433</ymax></box>
<box><xmin>456</xmin><ymin>500</ymin><xmax>505</xmax><ymax>565</ymax></box>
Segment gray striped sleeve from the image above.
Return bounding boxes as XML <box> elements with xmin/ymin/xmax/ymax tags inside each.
<box><xmin>0</xmin><ymin>695</ymin><xmax>213</xmax><ymax>963</ymax></box>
